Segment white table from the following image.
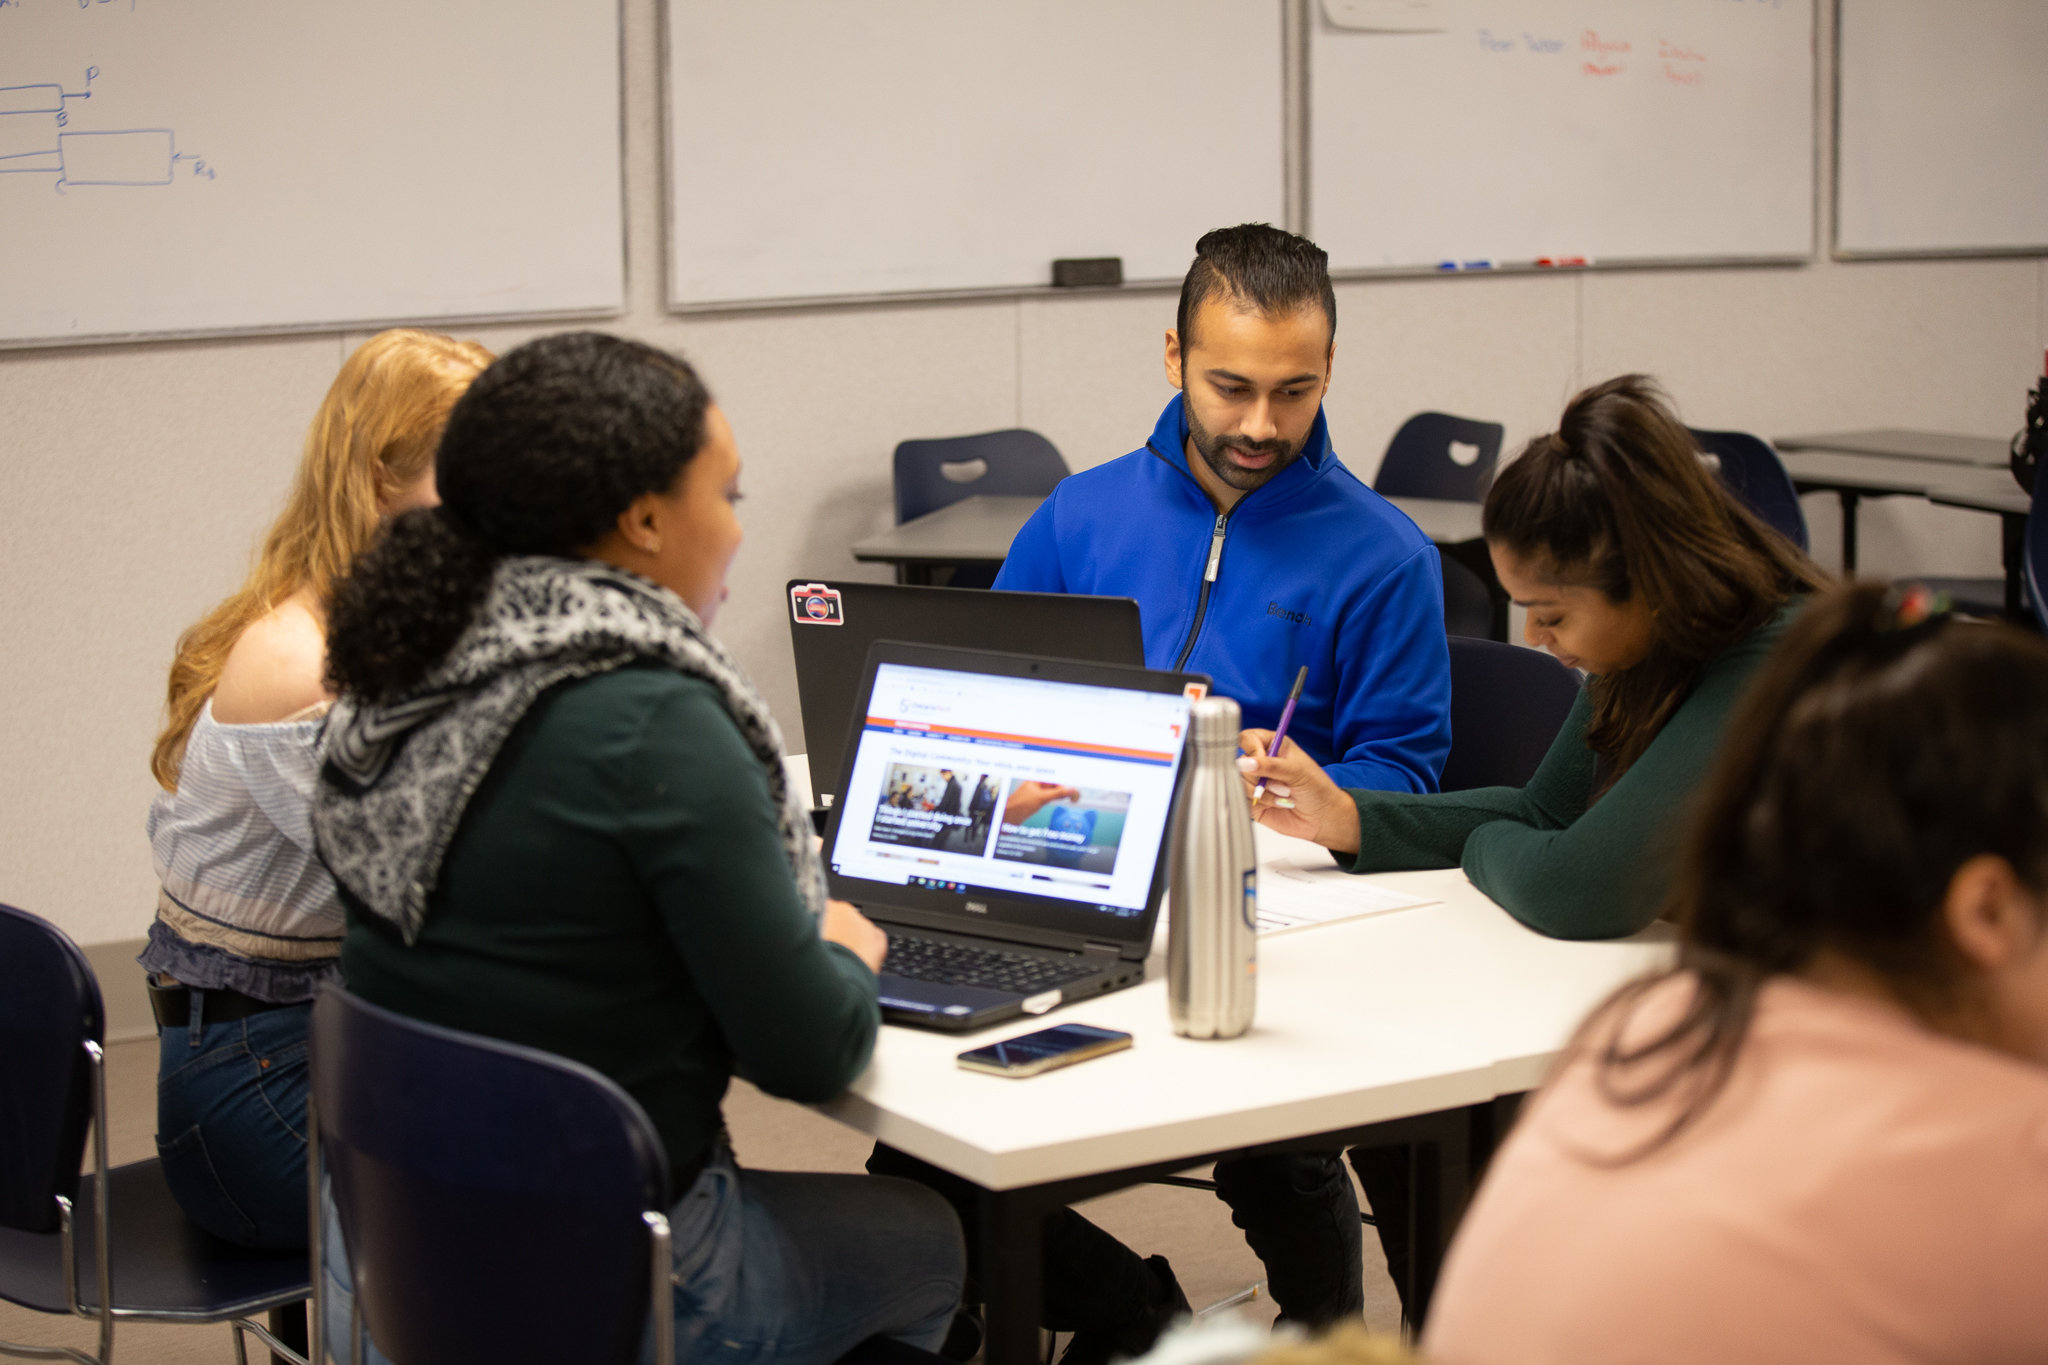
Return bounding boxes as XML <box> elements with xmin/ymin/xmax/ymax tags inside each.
<box><xmin>796</xmin><ymin>766</ymin><xmax>1676</xmax><ymax>1358</ymax></box>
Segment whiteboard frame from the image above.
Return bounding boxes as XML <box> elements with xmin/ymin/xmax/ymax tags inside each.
<box><xmin>1829</xmin><ymin>0</ymin><xmax>2048</xmax><ymax>262</ymax></box>
<box><xmin>0</xmin><ymin>0</ymin><xmax>631</xmax><ymax>354</ymax></box>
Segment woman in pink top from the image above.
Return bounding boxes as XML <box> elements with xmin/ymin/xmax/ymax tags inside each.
<box><xmin>1425</xmin><ymin>581</ymin><xmax>2048</xmax><ymax>1365</ymax></box>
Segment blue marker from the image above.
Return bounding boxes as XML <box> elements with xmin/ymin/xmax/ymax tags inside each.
<box><xmin>1438</xmin><ymin>261</ymin><xmax>1460</xmax><ymax>271</ymax></box>
<box><xmin>1461</xmin><ymin>260</ymin><xmax>1497</xmax><ymax>270</ymax></box>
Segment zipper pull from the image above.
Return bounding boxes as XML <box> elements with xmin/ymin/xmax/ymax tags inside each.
<box><xmin>1204</xmin><ymin>514</ymin><xmax>1227</xmax><ymax>583</ymax></box>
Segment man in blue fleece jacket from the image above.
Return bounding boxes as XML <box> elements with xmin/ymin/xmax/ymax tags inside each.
<box><xmin>873</xmin><ymin>229</ymin><xmax>1452</xmax><ymax>1359</ymax></box>
<box><xmin>994</xmin><ymin>225</ymin><xmax>1450</xmax><ymax>793</ymax></box>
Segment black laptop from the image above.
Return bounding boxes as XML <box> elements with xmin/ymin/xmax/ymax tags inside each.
<box><xmin>787</xmin><ymin>580</ymin><xmax>1145</xmax><ymax>810</ymax></box>
<box><xmin>824</xmin><ymin>641</ymin><xmax>1207</xmax><ymax>1032</ymax></box>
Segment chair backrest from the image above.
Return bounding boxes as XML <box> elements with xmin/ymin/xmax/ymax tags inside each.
<box><xmin>0</xmin><ymin>903</ymin><xmax>102</xmax><ymax>1235</ymax></box>
<box><xmin>311</xmin><ymin>985</ymin><xmax>671</xmax><ymax>1365</ymax></box>
<box><xmin>1441</xmin><ymin>638</ymin><xmax>1581</xmax><ymax>793</ymax></box>
<box><xmin>893</xmin><ymin>428</ymin><xmax>1069</xmax><ymax>525</ymax></box>
<box><xmin>1373</xmin><ymin>412</ymin><xmax>1505</xmax><ymax>502</ymax></box>
<box><xmin>1690</xmin><ymin>427</ymin><xmax>1809</xmax><ymax>553</ymax></box>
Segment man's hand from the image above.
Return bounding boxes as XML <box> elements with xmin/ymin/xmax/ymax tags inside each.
<box><xmin>821</xmin><ymin>898</ymin><xmax>889</xmax><ymax>975</ymax></box>
<box><xmin>1236</xmin><ymin>729</ymin><xmax>1362</xmax><ymax>855</ymax></box>
<box><xmin>1002</xmin><ymin>781</ymin><xmax>1079</xmax><ymax>826</ymax></box>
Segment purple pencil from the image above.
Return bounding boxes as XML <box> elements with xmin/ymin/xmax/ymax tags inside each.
<box><xmin>1251</xmin><ymin>665</ymin><xmax>1309</xmax><ymax>802</ymax></box>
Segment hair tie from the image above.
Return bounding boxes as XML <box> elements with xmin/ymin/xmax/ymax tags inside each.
<box><xmin>1878</xmin><ymin>582</ymin><xmax>1952</xmax><ymax>633</ymax></box>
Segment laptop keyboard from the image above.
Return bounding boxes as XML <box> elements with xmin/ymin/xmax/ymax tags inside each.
<box><xmin>882</xmin><ymin>933</ymin><xmax>1099</xmax><ymax>996</ymax></box>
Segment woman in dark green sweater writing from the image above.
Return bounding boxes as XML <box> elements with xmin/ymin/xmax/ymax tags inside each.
<box><xmin>311</xmin><ymin>333</ymin><xmax>963</xmax><ymax>1365</ymax></box>
<box><xmin>1233</xmin><ymin>374</ymin><xmax>1829</xmax><ymax>1322</ymax></box>
<box><xmin>1243</xmin><ymin>373</ymin><xmax>1828</xmax><ymax>941</ymax></box>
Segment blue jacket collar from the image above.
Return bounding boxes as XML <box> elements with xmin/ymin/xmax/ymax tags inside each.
<box><xmin>1143</xmin><ymin>394</ymin><xmax>1333</xmax><ymax>512</ymax></box>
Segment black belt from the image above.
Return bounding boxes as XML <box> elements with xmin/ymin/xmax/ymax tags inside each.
<box><xmin>147</xmin><ymin>978</ymin><xmax>302</xmax><ymax>1029</ymax></box>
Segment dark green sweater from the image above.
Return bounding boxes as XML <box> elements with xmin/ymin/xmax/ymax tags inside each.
<box><xmin>1345</xmin><ymin>606</ymin><xmax>1795</xmax><ymax>940</ymax></box>
<box><xmin>341</xmin><ymin>665</ymin><xmax>878</xmax><ymax>1181</ymax></box>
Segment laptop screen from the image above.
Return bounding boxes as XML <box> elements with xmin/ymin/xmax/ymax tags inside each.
<box><xmin>828</xmin><ymin>659</ymin><xmax>1196</xmax><ymax>927</ymax></box>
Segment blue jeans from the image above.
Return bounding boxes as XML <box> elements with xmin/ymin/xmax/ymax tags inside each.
<box><xmin>155</xmin><ymin>1002</ymin><xmax>312</xmax><ymax>1250</ymax></box>
<box><xmin>323</xmin><ymin>1144</ymin><xmax>963</xmax><ymax>1365</ymax></box>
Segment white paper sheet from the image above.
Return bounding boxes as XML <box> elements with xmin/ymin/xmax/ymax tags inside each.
<box><xmin>1255</xmin><ymin>854</ymin><xmax>1438</xmax><ymax>935</ymax></box>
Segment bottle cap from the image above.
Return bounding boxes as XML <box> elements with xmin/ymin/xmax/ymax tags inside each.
<box><xmin>1190</xmin><ymin>695</ymin><xmax>1243</xmax><ymax>748</ymax></box>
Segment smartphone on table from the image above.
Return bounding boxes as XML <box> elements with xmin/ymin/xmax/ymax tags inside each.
<box><xmin>957</xmin><ymin>1023</ymin><xmax>1134</xmax><ymax>1078</ymax></box>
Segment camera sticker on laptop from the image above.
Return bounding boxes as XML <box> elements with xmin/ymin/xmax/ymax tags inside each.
<box><xmin>791</xmin><ymin>583</ymin><xmax>845</xmax><ymax>625</ymax></box>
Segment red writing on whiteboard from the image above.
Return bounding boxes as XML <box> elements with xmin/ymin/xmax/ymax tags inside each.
<box><xmin>1658</xmin><ymin>39</ymin><xmax>1706</xmax><ymax>62</ymax></box>
<box><xmin>1582</xmin><ymin>30</ymin><xmax>1631</xmax><ymax>56</ymax></box>
<box><xmin>1661</xmin><ymin>63</ymin><xmax>1703</xmax><ymax>85</ymax></box>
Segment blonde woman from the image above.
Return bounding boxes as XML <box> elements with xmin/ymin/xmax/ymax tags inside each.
<box><xmin>143</xmin><ymin>329</ymin><xmax>491</xmax><ymax>1254</ymax></box>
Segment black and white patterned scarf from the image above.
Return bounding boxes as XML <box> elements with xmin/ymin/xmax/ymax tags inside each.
<box><xmin>312</xmin><ymin>556</ymin><xmax>824</xmax><ymax>944</ymax></box>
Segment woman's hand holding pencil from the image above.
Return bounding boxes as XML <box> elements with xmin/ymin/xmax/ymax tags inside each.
<box><xmin>1236</xmin><ymin>729</ymin><xmax>1362</xmax><ymax>855</ymax></box>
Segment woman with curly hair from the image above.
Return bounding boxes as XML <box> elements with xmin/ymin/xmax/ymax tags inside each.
<box><xmin>312</xmin><ymin>332</ymin><xmax>962</xmax><ymax>1364</ymax></box>
<box><xmin>144</xmin><ymin>328</ymin><xmax>491</xmax><ymax>1255</ymax></box>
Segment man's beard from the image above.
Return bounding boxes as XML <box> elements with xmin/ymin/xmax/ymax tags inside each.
<box><xmin>1186</xmin><ymin>402</ymin><xmax>1306</xmax><ymax>493</ymax></box>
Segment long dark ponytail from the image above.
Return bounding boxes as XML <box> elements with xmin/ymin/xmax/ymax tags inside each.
<box><xmin>1483</xmin><ymin>375</ymin><xmax>1829</xmax><ymax>792</ymax></box>
<box><xmin>325</xmin><ymin>332</ymin><xmax>712</xmax><ymax>703</ymax></box>
<box><xmin>1576</xmin><ymin>582</ymin><xmax>2048</xmax><ymax>1157</ymax></box>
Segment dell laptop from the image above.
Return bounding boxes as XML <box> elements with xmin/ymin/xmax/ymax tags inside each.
<box><xmin>824</xmin><ymin>641</ymin><xmax>1207</xmax><ymax>1033</ymax></box>
<box><xmin>787</xmin><ymin>580</ymin><xmax>1145</xmax><ymax>809</ymax></box>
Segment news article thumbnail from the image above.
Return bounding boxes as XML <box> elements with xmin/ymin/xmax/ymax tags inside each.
<box><xmin>870</xmin><ymin>764</ymin><xmax>1002</xmax><ymax>855</ymax></box>
<box><xmin>993</xmin><ymin>779</ymin><xmax>1131</xmax><ymax>875</ymax></box>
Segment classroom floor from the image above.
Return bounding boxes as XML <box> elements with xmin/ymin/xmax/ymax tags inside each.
<box><xmin>0</xmin><ymin>1037</ymin><xmax>1402</xmax><ymax>1361</ymax></box>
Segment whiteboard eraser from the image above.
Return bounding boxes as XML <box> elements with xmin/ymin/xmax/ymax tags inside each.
<box><xmin>1052</xmin><ymin>257</ymin><xmax>1122</xmax><ymax>288</ymax></box>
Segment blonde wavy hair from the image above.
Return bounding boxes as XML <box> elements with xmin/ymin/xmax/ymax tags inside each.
<box><xmin>150</xmin><ymin>328</ymin><xmax>494</xmax><ymax>789</ymax></box>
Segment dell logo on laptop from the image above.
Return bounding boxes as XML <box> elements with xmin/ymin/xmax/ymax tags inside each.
<box><xmin>965</xmin><ymin>901</ymin><xmax>989</xmax><ymax>914</ymax></box>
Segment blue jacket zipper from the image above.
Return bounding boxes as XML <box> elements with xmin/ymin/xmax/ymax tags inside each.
<box><xmin>1147</xmin><ymin>441</ymin><xmax>1242</xmax><ymax>672</ymax></box>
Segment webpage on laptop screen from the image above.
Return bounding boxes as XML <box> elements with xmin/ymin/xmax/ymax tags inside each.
<box><xmin>832</xmin><ymin>663</ymin><xmax>1193</xmax><ymax>917</ymax></box>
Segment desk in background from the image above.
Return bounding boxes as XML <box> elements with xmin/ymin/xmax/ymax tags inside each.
<box><xmin>849</xmin><ymin>492</ymin><xmax>1508</xmax><ymax>639</ymax></box>
<box><xmin>851</xmin><ymin>495</ymin><xmax>1041</xmax><ymax>585</ymax></box>
<box><xmin>790</xmin><ymin>747</ymin><xmax>1673</xmax><ymax>1362</ymax></box>
<box><xmin>1775</xmin><ymin>449</ymin><xmax>2029</xmax><ymax>609</ymax></box>
<box><xmin>1775</xmin><ymin>428</ymin><xmax>2012</xmax><ymax>470</ymax></box>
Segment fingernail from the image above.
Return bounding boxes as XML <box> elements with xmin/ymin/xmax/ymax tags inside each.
<box><xmin>1235</xmin><ymin>756</ymin><xmax>1257</xmax><ymax>773</ymax></box>
<box><xmin>1274</xmin><ymin>798</ymin><xmax>1296</xmax><ymax>809</ymax></box>
<box><xmin>1268</xmin><ymin>783</ymin><xmax>1291</xmax><ymax>798</ymax></box>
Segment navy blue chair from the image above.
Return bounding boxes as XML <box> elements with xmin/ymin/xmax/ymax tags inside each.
<box><xmin>892</xmin><ymin>430</ymin><xmax>1069</xmax><ymax>589</ymax></box>
<box><xmin>309</xmin><ymin>985</ymin><xmax>673</xmax><ymax>1365</ymax></box>
<box><xmin>1441</xmin><ymin>638</ymin><xmax>1582</xmax><ymax>792</ymax></box>
<box><xmin>1373</xmin><ymin>413</ymin><xmax>1504</xmax><ymax>503</ymax></box>
<box><xmin>892</xmin><ymin>428</ymin><xmax>1068</xmax><ymax>526</ymax></box>
<box><xmin>0</xmin><ymin>902</ymin><xmax>309</xmax><ymax>1365</ymax></box>
<box><xmin>1689</xmin><ymin>428</ymin><xmax>1809</xmax><ymax>553</ymax></box>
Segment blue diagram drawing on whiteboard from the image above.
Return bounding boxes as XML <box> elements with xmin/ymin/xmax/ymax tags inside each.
<box><xmin>0</xmin><ymin>72</ymin><xmax>211</xmax><ymax>188</ymax></box>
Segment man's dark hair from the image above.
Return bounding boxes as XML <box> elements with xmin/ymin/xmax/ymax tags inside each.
<box><xmin>1175</xmin><ymin>224</ymin><xmax>1336</xmax><ymax>353</ymax></box>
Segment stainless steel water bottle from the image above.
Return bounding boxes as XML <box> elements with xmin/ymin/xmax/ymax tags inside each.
<box><xmin>1168</xmin><ymin>696</ymin><xmax>1258</xmax><ymax>1039</ymax></box>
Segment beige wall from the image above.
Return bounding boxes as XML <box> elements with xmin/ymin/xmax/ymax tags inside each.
<box><xmin>3</xmin><ymin>0</ymin><xmax>2044</xmax><ymax>949</ymax></box>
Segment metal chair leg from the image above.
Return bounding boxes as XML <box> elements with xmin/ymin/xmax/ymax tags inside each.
<box><xmin>644</xmin><ymin>1211</ymin><xmax>673</xmax><ymax>1364</ymax></box>
<box><xmin>306</xmin><ymin>1092</ymin><xmax>323</xmax><ymax>1365</ymax></box>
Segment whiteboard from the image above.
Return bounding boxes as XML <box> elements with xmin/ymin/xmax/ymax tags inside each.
<box><xmin>1835</xmin><ymin>0</ymin><xmax>2048</xmax><ymax>258</ymax></box>
<box><xmin>665</xmin><ymin>1</ymin><xmax>1286</xmax><ymax>309</ymax></box>
<box><xmin>1309</xmin><ymin>0</ymin><xmax>1816</xmax><ymax>272</ymax></box>
<box><xmin>0</xmin><ymin>1</ymin><xmax>622</xmax><ymax>348</ymax></box>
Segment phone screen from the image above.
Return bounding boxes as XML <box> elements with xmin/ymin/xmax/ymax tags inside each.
<box><xmin>958</xmin><ymin>1023</ymin><xmax>1133</xmax><ymax>1075</ymax></box>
